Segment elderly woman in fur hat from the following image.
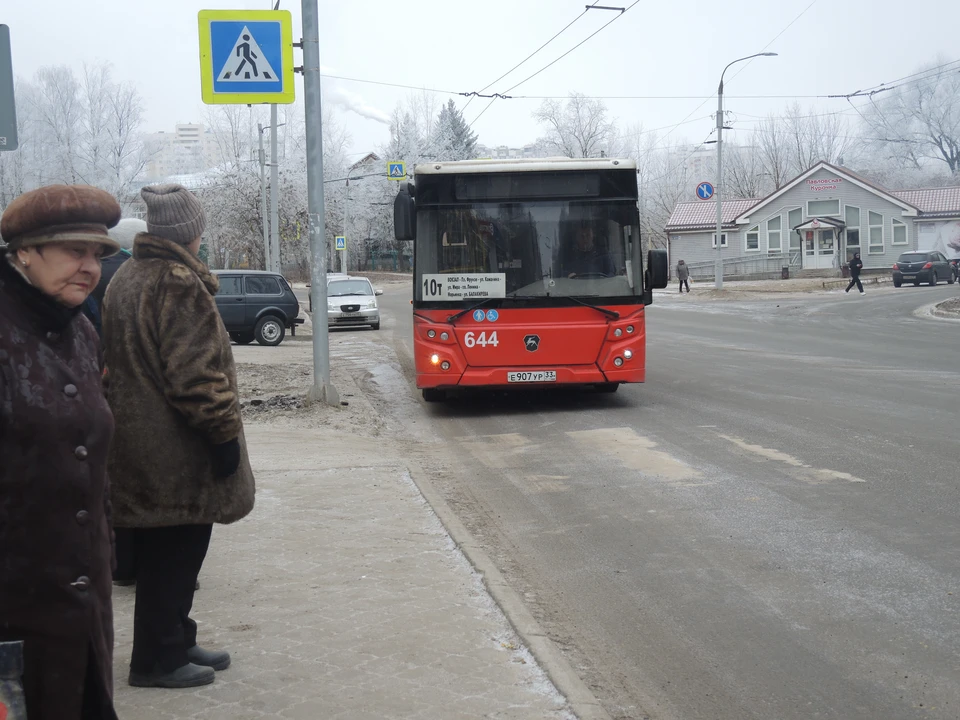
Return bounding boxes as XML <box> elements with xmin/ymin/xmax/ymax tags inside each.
<box><xmin>0</xmin><ymin>185</ymin><xmax>123</xmax><ymax>720</ymax></box>
<box><xmin>102</xmin><ymin>184</ymin><xmax>255</xmax><ymax>689</ymax></box>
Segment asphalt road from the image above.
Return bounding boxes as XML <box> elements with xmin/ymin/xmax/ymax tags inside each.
<box><xmin>371</xmin><ymin>282</ymin><xmax>960</xmax><ymax>720</ymax></box>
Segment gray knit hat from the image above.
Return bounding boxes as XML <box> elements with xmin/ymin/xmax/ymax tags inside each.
<box><xmin>140</xmin><ymin>184</ymin><xmax>206</xmax><ymax>245</ymax></box>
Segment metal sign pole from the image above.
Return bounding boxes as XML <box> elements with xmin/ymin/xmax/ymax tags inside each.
<box><xmin>259</xmin><ymin>124</ymin><xmax>270</xmax><ymax>269</ymax></box>
<box><xmin>301</xmin><ymin>0</ymin><xmax>338</xmax><ymax>406</ymax></box>
<box><xmin>0</xmin><ymin>25</ymin><xmax>18</xmax><ymax>152</ymax></box>
<box><xmin>270</xmin><ymin>104</ymin><xmax>281</xmax><ymax>273</ymax></box>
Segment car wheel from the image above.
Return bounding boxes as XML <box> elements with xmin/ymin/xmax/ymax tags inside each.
<box><xmin>595</xmin><ymin>383</ymin><xmax>620</xmax><ymax>394</ymax></box>
<box><xmin>371</xmin><ymin>322</ymin><xmax>381</xmax><ymax>330</ymax></box>
<box><xmin>929</xmin><ymin>272</ymin><xmax>938</xmax><ymax>287</ymax></box>
<box><xmin>254</xmin><ymin>316</ymin><xmax>285</xmax><ymax>346</ymax></box>
<box><xmin>949</xmin><ymin>271</ymin><xmax>956</xmax><ymax>285</ymax></box>
<box><xmin>893</xmin><ymin>278</ymin><xmax>902</xmax><ymax>288</ymax></box>
<box><xmin>913</xmin><ymin>279</ymin><xmax>921</xmax><ymax>286</ymax></box>
<box><xmin>230</xmin><ymin>332</ymin><xmax>255</xmax><ymax>345</ymax></box>
<box><xmin>422</xmin><ymin>388</ymin><xmax>445</xmax><ymax>402</ymax></box>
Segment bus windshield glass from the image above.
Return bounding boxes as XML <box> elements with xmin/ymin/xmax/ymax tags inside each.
<box><xmin>414</xmin><ymin>200</ymin><xmax>643</xmax><ymax>303</ymax></box>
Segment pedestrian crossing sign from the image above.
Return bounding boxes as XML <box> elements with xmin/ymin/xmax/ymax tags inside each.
<box><xmin>387</xmin><ymin>161</ymin><xmax>406</xmax><ymax>180</ymax></box>
<box><xmin>335</xmin><ymin>236</ymin><xmax>346</xmax><ymax>251</ymax></box>
<box><xmin>198</xmin><ymin>10</ymin><xmax>295</xmax><ymax>105</ymax></box>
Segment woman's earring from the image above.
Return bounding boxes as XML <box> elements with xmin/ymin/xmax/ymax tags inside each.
<box><xmin>21</xmin><ymin>260</ymin><xmax>27</xmax><ymax>267</ymax></box>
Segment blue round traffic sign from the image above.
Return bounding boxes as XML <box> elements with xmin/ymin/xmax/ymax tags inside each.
<box><xmin>472</xmin><ymin>309</ymin><xmax>486</xmax><ymax>322</ymax></box>
<box><xmin>696</xmin><ymin>182</ymin><xmax>714</xmax><ymax>200</ymax></box>
<box><xmin>485</xmin><ymin>309</ymin><xmax>499</xmax><ymax>322</ymax></box>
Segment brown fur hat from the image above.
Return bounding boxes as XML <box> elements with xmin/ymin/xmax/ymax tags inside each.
<box><xmin>1</xmin><ymin>185</ymin><xmax>122</xmax><ymax>256</ymax></box>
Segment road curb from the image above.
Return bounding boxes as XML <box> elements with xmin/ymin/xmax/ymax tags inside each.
<box><xmin>913</xmin><ymin>299</ymin><xmax>960</xmax><ymax>324</ymax></box>
<box><xmin>403</xmin><ymin>458</ymin><xmax>613</xmax><ymax>720</ymax></box>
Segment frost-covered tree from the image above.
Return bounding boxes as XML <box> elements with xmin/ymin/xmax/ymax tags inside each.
<box><xmin>859</xmin><ymin>56</ymin><xmax>960</xmax><ymax>177</ymax></box>
<box><xmin>0</xmin><ymin>62</ymin><xmax>148</xmax><ymax>212</ymax></box>
<box><xmin>433</xmin><ymin>100</ymin><xmax>478</xmax><ymax>161</ymax></box>
<box><xmin>533</xmin><ymin>93</ymin><xmax>623</xmax><ymax>158</ymax></box>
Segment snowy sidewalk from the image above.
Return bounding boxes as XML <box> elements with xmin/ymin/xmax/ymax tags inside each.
<box><xmin>110</xmin><ymin>355</ymin><xmax>579</xmax><ymax>719</ymax></box>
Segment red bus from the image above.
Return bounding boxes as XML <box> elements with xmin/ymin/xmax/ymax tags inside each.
<box><xmin>393</xmin><ymin>158</ymin><xmax>668</xmax><ymax>402</ymax></box>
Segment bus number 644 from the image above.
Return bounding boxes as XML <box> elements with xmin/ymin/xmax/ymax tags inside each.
<box><xmin>464</xmin><ymin>331</ymin><xmax>499</xmax><ymax>348</ymax></box>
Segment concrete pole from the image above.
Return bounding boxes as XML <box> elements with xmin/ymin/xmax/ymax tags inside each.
<box><xmin>270</xmin><ymin>104</ymin><xmax>281</xmax><ymax>273</ymax></box>
<box><xmin>714</xmin><ymin>86</ymin><xmax>724</xmax><ymax>290</ymax></box>
<box><xmin>343</xmin><ymin>175</ymin><xmax>350</xmax><ymax>273</ymax></box>
<box><xmin>301</xmin><ymin>0</ymin><xmax>338</xmax><ymax>405</ymax></box>
<box><xmin>259</xmin><ymin>124</ymin><xmax>270</xmax><ymax>270</ymax></box>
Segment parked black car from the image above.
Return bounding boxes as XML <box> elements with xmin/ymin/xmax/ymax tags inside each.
<box><xmin>213</xmin><ymin>270</ymin><xmax>304</xmax><ymax>346</ymax></box>
<box><xmin>891</xmin><ymin>251</ymin><xmax>956</xmax><ymax>287</ymax></box>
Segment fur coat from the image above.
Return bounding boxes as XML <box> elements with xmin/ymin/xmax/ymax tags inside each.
<box><xmin>102</xmin><ymin>234</ymin><xmax>255</xmax><ymax>528</ymax></box>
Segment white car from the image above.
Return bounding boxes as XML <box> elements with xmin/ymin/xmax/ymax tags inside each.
<box><xmin>327</xmin><ymin>276</ymin><xmax>382</xmax><ymax>330</ymax></box>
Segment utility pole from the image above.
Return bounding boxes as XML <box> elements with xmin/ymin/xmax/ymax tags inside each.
<box><xmin>714</xmin><ymin>52</ymin><xmax>778</xmax><ymax>290</ymax></box>
<box><xmin>258</xmin><ymin>123</ymin><xmax>270</xmax><ymax>270</ymax></box>
<box><xmin>343</xmin><ymin>174</ymin><xmax>351</xmax><ymax>273</ymax></box>
<box><xmin>270</xmin><ymin>104</ymin><xmax>281</xmax><ymax>273</ymax></box>
<box><xmin>301</xmin><ymin>0</ymin><xmax>338</xmax><ymax>406</ymax></box>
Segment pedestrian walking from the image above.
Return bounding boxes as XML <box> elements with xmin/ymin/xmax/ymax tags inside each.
<box><xmin>102</xmin><ymin>184</ymin><xmax>255</xmax><ymax>689</ymax></box>
<box><xmin>845</xmin><ymin>252</ymin><xmax>864</xmax><ymax>294</ymax></box>
<box><xmin>676</xmin><ymin>258</ymin><xmax>690</xmax><ymax>293</ymax></box>
<box><xmin>0</xmin><ymin>184</ymin><xmax>123</xmax><ymax>719</ymax></box>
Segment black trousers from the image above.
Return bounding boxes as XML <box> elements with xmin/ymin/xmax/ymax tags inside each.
<box><xmin>678</xmin><ymin>278</ymin><xmax>690</xmax><ymax>292</ymax></box>
<box><xmin>846</xmin><ymin>276</ymin><xmax>863</xmax><ymax>292</ymax></box>
<box><xmin>113</xmin><ymin>527</ymin><xmax>137</xmax><ymax>582</ymax></box>
<box><xmin>129</xmin><ymin>524</ymin><xmax>212</xmax><ymax>674</ymax></box>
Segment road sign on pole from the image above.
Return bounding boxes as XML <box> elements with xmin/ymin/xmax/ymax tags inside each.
<box><xmin>335</xmin><ymin>236</ymin><xmax>346</xmax><ymax>251</ymax></box>
<box><xmin>198</xmin><ymin>10</ymin><xmax>295</xmax><ymax>105</ymax></box>
<box><xmin>387</xmin><ymin>161</ymin><xmax>406</xmax><ymax>180</ymax></box>
<box><xmin>0</xmin><ymin>25</ymin><xmax>18</xmax><ymax>151</ymax></box>
<box><xmin>696</xmin><ymin>181</ymin><xmax>714</xmax><ymax>200</ymax></box>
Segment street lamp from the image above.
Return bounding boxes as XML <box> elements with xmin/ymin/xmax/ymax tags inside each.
<box><xmin>715</xmin><ymin>52</ymin><xmax>777</xmax><ymax>290</ymax></box>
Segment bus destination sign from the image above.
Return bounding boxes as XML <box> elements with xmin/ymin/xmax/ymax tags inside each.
<box><xmin>421</xmin><ymin>273</ymin><xmax>506</xmax><ymax>301</ymax></box>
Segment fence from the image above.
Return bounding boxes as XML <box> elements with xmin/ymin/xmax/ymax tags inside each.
<box><xmin>684</xmin><ymin>253</ymin><xmax>801</xmax><ymax>281</ymax></box>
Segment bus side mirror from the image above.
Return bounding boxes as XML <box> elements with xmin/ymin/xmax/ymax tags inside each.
<box><xmin>648</xmin><ymin>249</ymin><xmax>668</xmax><ymax>289</ymax></box>
<box><xmin>394</xmin><ymin>183</ymin><xmax>416</xmax><ymax>241</ymax></box>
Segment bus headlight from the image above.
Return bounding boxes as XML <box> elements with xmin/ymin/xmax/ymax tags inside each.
<box><xmin>427</xmin><ymin>329</ymin><xmax>436</xmax><ymax>338</ymax></box>
<box><xmin>623</xmin><ymin>349</ymin><xmax>633</xmax><ymax>360</ymax></box>
<box><xmin>626</xmin><ymin>325</ymin><xmax>635</xmax><ymax>334</ymax></box>
<box><xmin>614</xmin><ymin>357</ymin><xmax>624</xmax><ymax>367</ymax></box>
<box><xmin>614</xmin><ymin>328</ymin><xmax>623</xmax><ymax>337</ymax></box>
<box><xmin>430</xmin><ymin>354</ymin><xmax>440</xmax><ymax>365</ymax></box>
<box><xmin>440</xmin><ymin>361</ymin><xmax>451</xmax><ymax>371</ymax></box>
<box><xmin>440</xmin><ymin>332</ymin><xmax>449</xmax><ymax>341</ymax></box>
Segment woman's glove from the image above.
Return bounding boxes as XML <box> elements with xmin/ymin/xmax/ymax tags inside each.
<box><xmin>211</xmin><ymin>438</ymin><xmax>241</xmax><ymax>478</ymax></box>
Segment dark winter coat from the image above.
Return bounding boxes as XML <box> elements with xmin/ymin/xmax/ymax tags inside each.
<box><xmin>676</xmin><ymin>261</ymin><xmax>690</xmax><ymax>281</ymax></box>
<box><xmin>82</xmin><ymin>249</ymin><xmax>131</xmax><ymax>338</ymax></box>
<box><xmin>0</xmin><ymin>259</ymin><xmax>117</xmax><ymax>720</ymax></box>
<box><xmin>849</xmin><ymin>254</ymin><xmax>863</xmax><ymax>277</ymax></box>
<box><xmin>102</xmin><ymin>234</ymin><xmax>255</xmax><ymax>528</ymax></box>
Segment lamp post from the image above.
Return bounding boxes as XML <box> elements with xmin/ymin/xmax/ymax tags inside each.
<box><xmin>715</xmin><ymin>52</ymin><xmax>777</xmax><ymax>290</ymax></box>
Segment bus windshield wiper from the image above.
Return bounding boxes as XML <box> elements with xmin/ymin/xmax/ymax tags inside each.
<box><xmin>447</xmin><ymin>295</ymin><xmax>539</xmax><ymax>324</ymax></box>
<box><xmin>552</xmin><ymin>293</ymin><xmax>620</xmax><ymax>320</ymax></box>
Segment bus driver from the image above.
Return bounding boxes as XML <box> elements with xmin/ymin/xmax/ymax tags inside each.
<box><xmin>564</xmin><ymin>224</ymin><xmax>615</xmax><ymax>279</ymax></box>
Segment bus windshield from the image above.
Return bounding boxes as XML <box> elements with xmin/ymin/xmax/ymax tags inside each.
<box><xmin>414</xmin><ymin>200</ymin><xmax>642</xmax><ymax>302</ymax></box>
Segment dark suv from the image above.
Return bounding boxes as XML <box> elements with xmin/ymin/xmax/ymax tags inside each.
<box><xmin>213</xmin><ymin>270</ymin><xmax>303</xmax><ymax>346</ymax></box>
<box><xmin>892</xmin><ymin>251</ymin><xmax>955</xmax><ymax>287</ymax></box>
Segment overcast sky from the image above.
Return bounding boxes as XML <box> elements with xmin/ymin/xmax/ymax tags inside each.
<box><xmin>4</xmin><ymin>0</ymin><xmax>959</xmax><ymax>158</ymax></box>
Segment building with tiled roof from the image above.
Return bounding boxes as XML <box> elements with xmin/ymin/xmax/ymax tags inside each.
<box><xmin>665</xmin><ymin>161</ymin><xmax>960</xmax><ymax>277</ymax></box>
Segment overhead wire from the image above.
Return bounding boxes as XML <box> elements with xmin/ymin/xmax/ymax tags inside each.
<box><xmin>461</xmin><ymin>3</ymin><xmax>596</xmax><ymax>114</ymax></box>
<box><xmin>470</xmin><ymin>0</ymin><xmax>642</xmax><ymax>127</ymax></box>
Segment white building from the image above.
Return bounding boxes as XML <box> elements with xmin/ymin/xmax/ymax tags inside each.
<box><xmin>143</xmin><ymin>123</ymin><xmax>220</xmax><ymax>181</ymax></box>
<box><xmin>666</xmin><ymin>160</ymin><xmax>960</xmax><ymax>277</ymax></box>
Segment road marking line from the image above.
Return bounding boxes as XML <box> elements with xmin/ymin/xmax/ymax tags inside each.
<box><xmin>566</xmin><ymin>427</ymin><xmax>703</xmax><ymax>484</ymax></box>
<box><xmin>719</xmin><ymin>434</ymin><xmax>866</xmax><ymax>483</ymax></box>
